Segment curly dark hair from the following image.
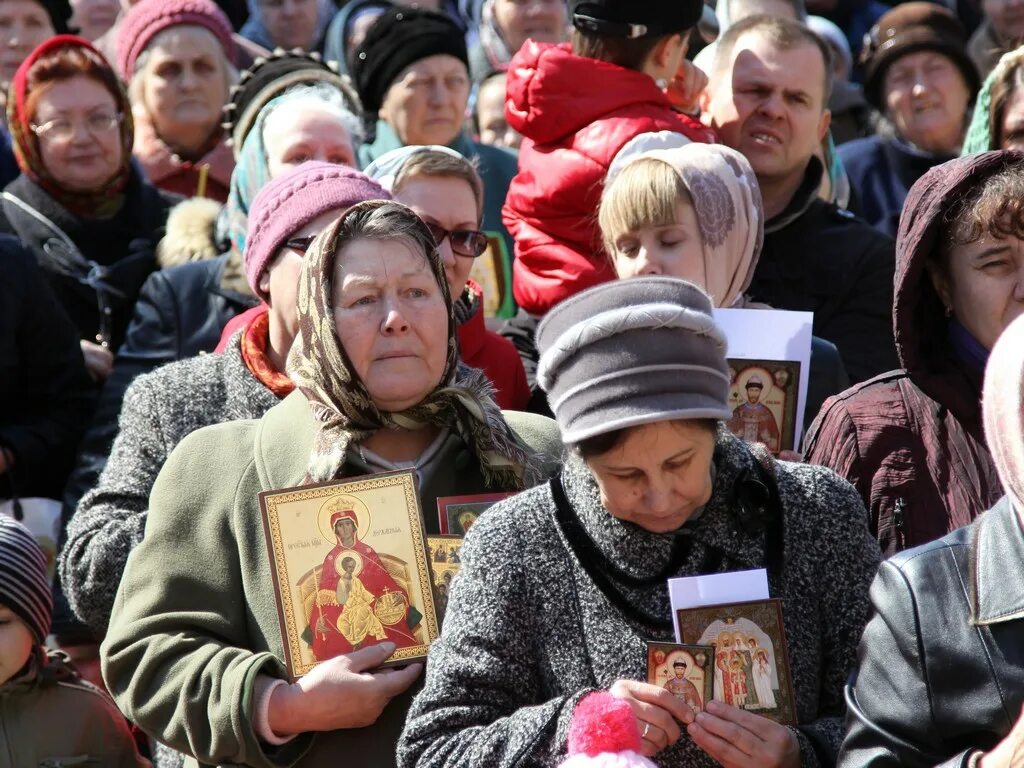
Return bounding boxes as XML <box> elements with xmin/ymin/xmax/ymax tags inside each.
<box><xmin>940</xmin><ymin>157</ymin><xmax>1024</xmax><ymax>256</ymax></box>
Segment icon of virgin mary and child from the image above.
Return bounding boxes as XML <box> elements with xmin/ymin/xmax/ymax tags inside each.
<box><xmin>306</xmin><ymin>507</ymin><xmax>422</xmax><ymax>661</ymax></box>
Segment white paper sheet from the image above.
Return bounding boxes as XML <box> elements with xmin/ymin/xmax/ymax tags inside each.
<box><xmin>668</xmin><ymin>569</ymin><xmax>770</xmax><ymax>642</ymax></box>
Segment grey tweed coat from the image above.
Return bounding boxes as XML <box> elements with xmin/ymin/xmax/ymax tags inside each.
<box><xmin>399</xmin><ymin>431</ymin><xmax>882</xmax><ymax>768</ymax></box>
<box><xmin>58</xmin><ymin>331</ymin><xmax>280</xmax><ymax>636</ymax></box>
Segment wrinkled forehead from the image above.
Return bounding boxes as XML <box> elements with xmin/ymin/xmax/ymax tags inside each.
<box><xmin>332</xmin><ymin>234</ymin><xmax>436</xmax><ymax>282</ymax></box>
<box><xmin>144</xmin><ymin>24</ymin><xmax>225</xmax><ymax>60</ymax></box>
<box><xmin>728</xmin><ymin>31</ymin><xmax>826</xmax><ymax>92</ymax></box>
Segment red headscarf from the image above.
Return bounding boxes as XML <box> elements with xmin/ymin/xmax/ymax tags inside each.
<box><xmin>330</xmin><ymin>509</ymin><xmax>358</xmax><ymax>529</ymax></box>
<box><xmin>7</xmin><ymin>35</ymin><xmax>134</xmax><ymax>218</ymax></box>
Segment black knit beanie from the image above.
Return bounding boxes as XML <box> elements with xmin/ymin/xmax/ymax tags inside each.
<box><xmin>222</xmin><ymin>50</ymin><xmax>360</xmax><ymax>153</ymax></box>
<box><xmin>352</xmin><ymin>5</ymin><xmax>469</xmax><ymax>117</ymax></box>
<box><xmin>0</xmin><ymin>517</ymin><xmax>52</xmax><ymax>646</ymax></box>
<box><xmin>570</xmin><ymin>0</ymin><xmax>702</xmax><ymax>38</ymax></box>
<box><xmin>34</xmin><ymin>0</ymin><xmax>70</xmax><ymax>34</ymax></box>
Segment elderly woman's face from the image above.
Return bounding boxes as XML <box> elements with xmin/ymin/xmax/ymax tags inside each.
<box><xmin>264</xmin><ymin>107</ymin><xmax>356</xmax><ymax>179</ymax></box>
<box><xmin>33</xmin><ymin>75</ymin><xmax>123</xmax><ymax>192</ymax></box>
<box><xmin>585</xmin><ymin>420</ymin><xmax>716</xmax><ymax>534</ymax></box>
<box><xmin>0</xmin><ymin>0</ymin><xmax>54</xmax><ymax>84</ymax></box>
<box><xmin>931</xmin><ymin>234</ymin><xmax>1024</xmax><ymax>351</ymax></box>
<box><xmin>139</xmin><ymin>26</ymin><xmax>228</xmax><ymax>153</ymax></box>
<box><xmin>379</xmin><ymin>54</ymin><xmax>470</xmax><ymax>148</ymax></box>
<box><xmin>332</xmin><ymin>237</ymin><xmax>449</xmax><ymax>412</ymax></box>
<box><xmin>611</xmin><ymin>198</ymin><xmax>707</xmax><ymax>286</ymax></box>
<box><xmin>392</xmin><ymin>174</ymin><xmax>480</xmax><ymax>299</ymax></box>
<box><xmin>260</xmin><ymin>0</ymin><xmax>319</xmax><ymax>50</ymax></box>
<box><xmin>883</xmin><ymin>51</ymin><xmax>971</xmax><ymax>155</ymax></box>
<box><xmin>493</xmin><ymin>0</ymin><xmax>567</xmax><ymax>52</ymax></box>
<box><xmin>69</xmin><ymin>0</ymin><xmax>120</xmax><ymax>41</ymax></box>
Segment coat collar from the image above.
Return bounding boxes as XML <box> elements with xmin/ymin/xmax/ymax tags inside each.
<box><xmin>970</xmin><ymin>497</ymin><xmax>1024</xmax><ymax>625</ymax></box>
<box><xmin>253</xmin><ymin>391</ymin><xmax>321</xmax><ymax>490</ymax></box>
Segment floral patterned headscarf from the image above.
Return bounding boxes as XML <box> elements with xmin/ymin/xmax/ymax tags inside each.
<box><xmin>286</xmin><ymin>199</ymin><xmax>537</xmax><ymax>487</ymax></box>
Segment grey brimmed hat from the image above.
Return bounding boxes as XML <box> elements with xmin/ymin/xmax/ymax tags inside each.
<box><xmin>536</xmin><ymin>278</ymin><xmax>732</xmax><ymax>445</ymax></box>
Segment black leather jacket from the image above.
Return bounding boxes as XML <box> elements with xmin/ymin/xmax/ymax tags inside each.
<box><xmin>839</xmin><ymin>496</ymin><xmax>1024</xmax><ymax>768</ymax></box>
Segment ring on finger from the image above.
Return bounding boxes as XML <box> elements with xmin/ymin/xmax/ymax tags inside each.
<box><xmin>641</xmin><ymin>722</ymin><xmax>651</xmax><ymax>740</ymax></box>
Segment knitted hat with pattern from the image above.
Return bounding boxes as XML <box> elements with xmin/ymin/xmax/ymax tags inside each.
<box><xmin>352</xmin><ymin>6</ymin><xmax>468</xmax><ymax>116</ymax></box>
<box><xmin>244</xmin><ymin>161</ymin><xmax>390</xmax><ymax>299</ymax></box>
<box><xmin>0</xmin><ymin>517</ymin><xmax>52</xmax><ymax>645</ymax></box>
<box><xmin>116</xmin><ymin>0</ymin><xmax>236</xmax><ymax>80</ymax></box>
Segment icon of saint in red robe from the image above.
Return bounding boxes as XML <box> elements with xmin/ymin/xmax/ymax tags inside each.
<box><xmin>727</xmin><ymin>375</ymin><xmax>781</xmax><ymax>452</ymax></box>
<box><xmin>306</xmin><ymin>508</ymin><xmax>422</xmax><ymax>661</ymax></box>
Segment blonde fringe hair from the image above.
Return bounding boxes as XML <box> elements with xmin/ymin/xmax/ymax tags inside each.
<box><xmin>598</xmin><ymin>158</ymin><xmax>692</xmax><ymax>257</ymax></box>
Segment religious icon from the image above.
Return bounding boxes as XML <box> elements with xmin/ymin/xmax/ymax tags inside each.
<box><xmin>726</xmin><ymin>360</ymin><xmax>801</xmax><ymax>455</ymax></box>
<box><xmin>426</xmin><ymin>535</ymin><xmax>463</xmax><ymax>624</ymax></box>
<box><xmin>646</xmin><ymin>642</ymin><xmax>715</xmax><ymax>713</ymax></box>
<box><xmin>437</xmin><ymin>492</ymin><xmax>513</xmax><ymax>535</ymax></box>
<box><xmin>260</xmin><ymin>469</ymin><xmax>438</xmax><ymax>678</ymax></box>
<box><xmin>675</xmin><ymin>599</ymin><xmax>797</xmax><ymax>725</ymax></box>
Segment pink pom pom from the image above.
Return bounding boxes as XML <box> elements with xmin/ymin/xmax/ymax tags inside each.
<box><xmin>567</xmin><ymin>692</ymin><xmax>642</xmax><ymax>757</ymax></box>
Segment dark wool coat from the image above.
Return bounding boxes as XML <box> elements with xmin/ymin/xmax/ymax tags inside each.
<box><xmin>839</xmin><ymin>135</ymin><xmax>955</xmax><ymax>239</ymax></box>
<box><xmin>804</xmin><ymin>152</ymin><xmax>1004</xmax><ymax>557</ymax></box>
<box><xmin>0</xmin><ymin>168</ymin><xmax>177</xmax><ymax>351</ymax></box>
<box><xmin>399</xmin><ymin>431</ymin><xmax>882</xmax><ymax>768</ymax></box>
<box><xmin>0</xmin><ymin>237</ymin><xmax>94</xmax><ymax>501</ymax></box>
<box><xmin>749</xmin><ymin>161</ymin><xmax>899</xmax><ymax>385</ymax></box>
<box><xmin>62</xmin><ymin>254</ymin><xmax>259</xmax><ymax>520</ymax></box>
<box><xmin>59</xmin><ymin>331</ymin><xmax>280</xmax><ymax>637</ymax></box>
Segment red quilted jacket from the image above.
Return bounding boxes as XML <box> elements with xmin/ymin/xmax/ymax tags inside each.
<box><xmin>502</xmin><ymin>42</ymin><xmax>716</xmax><ymax>316</ymax></box>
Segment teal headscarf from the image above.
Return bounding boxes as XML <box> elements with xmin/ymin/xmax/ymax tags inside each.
<box><xmin>962</xmin><ymin>46</ymin><xmax>1024</xmax><ymax>155</ymax></box>
<box><xmin>219</xmin><ymin>94</ymin><xmax>287</xmax><ymax>258</ymax></box>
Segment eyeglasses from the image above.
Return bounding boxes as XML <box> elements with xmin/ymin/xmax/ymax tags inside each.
<box><xmin>30</xmin><ymin>113</ymin><xmax>123</xmax><ymax>141</ymax></box>
<box><xmin>285</xmin><ymin>235</ymin><xmax>316</xmax><ymax>253</ymax></box>
<box><xmin>423</xmin><ymin>222</ymin><xmax>489</xmax><ymax>258</ymax></box>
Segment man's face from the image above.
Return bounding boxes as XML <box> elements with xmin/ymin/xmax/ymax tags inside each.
<box><xmin>746</xmin><ymin>385</ymin><xmax>763</xmax><ymax>403</ymax></box>
<box><xmin>260</xmin><ymin>0</ymin><xmax>320</xmax><ymax>50</ymax></box>
<box><xmin>674</xmin><ymin>663</ymin><xmax>687</xmax><ymax>677</ymax></box>
<box><xmin>703</xmin><ymin>32</ymin><xmax>831</xmax><ymax>186</ymax></box>
<box><xmin>983</xmin><ymin>0</ymin><xmax>1024</xmax><ymax>47</ymax></box>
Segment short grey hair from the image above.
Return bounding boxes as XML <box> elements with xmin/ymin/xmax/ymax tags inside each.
<box><xmin>336</xmin><ymin>200</ymin><xmax>439</xmax><ymax>269</ymax></box>
<box><xmin>261</xmin><ymin>82</ymin><xmax>365</xmax><ymax>148</ymax></box>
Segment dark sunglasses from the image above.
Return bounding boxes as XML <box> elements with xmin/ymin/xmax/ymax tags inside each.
<box><xmin>285</xmin><ymin>235</ymin><xmax>317</xmax><ymax>253</ymax></box>
<box><xmin>423</xmin><ymin>222</ymin><xmax>489</xmax><ymax>258</ymax></box>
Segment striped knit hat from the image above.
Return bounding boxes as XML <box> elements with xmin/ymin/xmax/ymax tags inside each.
<box><xmin>0</xmin><ymin>517</ymin><xmax>53</xmax><ymax>645</ymax></box>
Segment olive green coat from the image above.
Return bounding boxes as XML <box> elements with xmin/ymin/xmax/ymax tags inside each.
<box><xmin>101</xmin><ymin>391</ymin><xmax>562</xmax><ymax>768</ymax></box>
<box><xmin>0</xmin><ymin>652</ymin><xmax>149</xmax><ymax>768</ymax></box>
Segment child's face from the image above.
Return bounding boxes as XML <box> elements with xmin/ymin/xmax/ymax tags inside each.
<box><xmin>0</xmin><ymin>605</ymin><xmax>34</xmax><ymax>685</ymax></box>
<box><xmin>611</xmin><ymin>200</ymin><xmax>706</xmax><ymax>285</ymax></box>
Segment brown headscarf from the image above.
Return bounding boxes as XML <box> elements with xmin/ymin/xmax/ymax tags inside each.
<box><xmin>983</xmin><ymin>313</ymin><xmax>1024</xmax><ymax>514</ymax></box>
<box><xmin>286</xmin><ymin>200</ymin><xmax>538</xmax><ymax>487</ymax></box>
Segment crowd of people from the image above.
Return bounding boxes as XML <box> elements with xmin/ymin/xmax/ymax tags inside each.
<box><xmin>0</xmin><ymin>0</ymin><xmax>1022</xmax><ymax>766</ymax></box>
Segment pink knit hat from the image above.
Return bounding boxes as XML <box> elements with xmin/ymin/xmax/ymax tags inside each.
<box><xmin>559</xmin><ymin>692</ymin><xmax>658</xmax><ymax>768</ymax></box>
<box><xmin>245</xmin><ymin>162</ymin><xmax>391</xmax><ymax>300</ymax></box>
<box><xmin>116</xmin><ymin>0</ymin><xmax>236</xmax><ymax>80</ymax></box>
